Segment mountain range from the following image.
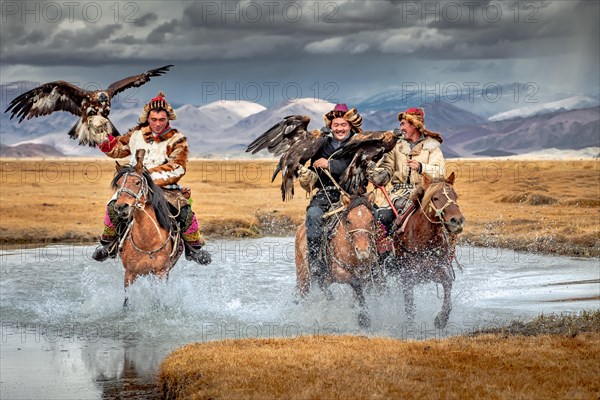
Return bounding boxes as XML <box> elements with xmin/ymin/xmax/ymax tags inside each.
<box><xmin>1</xmin><ymin>81</ymin><xmax>598</xmax><ymax>158</ymax></box>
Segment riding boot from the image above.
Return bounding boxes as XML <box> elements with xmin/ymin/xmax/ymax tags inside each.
<box><xmin>92</xmin><ymin>237</ymin><xmax>119</xmax><ymax>262</ymax></box>
<box><xmin>307</xmin><ymin>236</ymin><xmax>327</xmax><ymax>287</ymax></box>
<box><xmin>93</xmin><ymin>201</ymin><xmax>120</xmax><ymax>262</ymax></box>
<box><xmin>184</xmin><ymin>241</ymin><xmax>211</xmax><ymax>265</ymax></box>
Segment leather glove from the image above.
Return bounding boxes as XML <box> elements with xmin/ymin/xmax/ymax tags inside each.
<box><xmin>297</xmin><ymin>166</ymin><xmax>318</xmax><ymax>192</ymax></box>
<box><xmin>368</xmin><ymin>168</ymin><xmax>391</xmax><ymax>186</ymax></box>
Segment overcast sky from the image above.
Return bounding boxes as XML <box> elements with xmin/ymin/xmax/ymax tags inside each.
<box><xmin>1</xmin><ymin>0</ymin><xmax>598</xmax><ymax>107</ymax></box>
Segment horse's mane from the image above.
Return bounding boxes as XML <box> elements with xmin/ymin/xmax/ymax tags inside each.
<box><xmin>409</xmin><ymin>178</ymin><xmax>449</xmax><ymax>209</ymax></box>
<box><xmin>342</xmin><ymin>195</ymin><xmax>374</xmax><ymax>218</ymax></box>
<box><xmin>111</xmin><ymin>165</ymin><xmax>174</xmax><ymax>231</ymax></box>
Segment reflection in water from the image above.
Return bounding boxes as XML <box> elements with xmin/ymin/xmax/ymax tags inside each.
<box><xmin>84</xmin><ymin>340</ymin><xmax>162</xmax><ymax>400</ymax></box>
<box><xmin>1</xmin><ymin>239</ymin><xmax>598</xmax><ymax>399</ymax></box>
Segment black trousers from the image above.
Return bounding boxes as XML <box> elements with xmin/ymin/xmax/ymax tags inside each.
<box><xmin>305</xmin><ymin>189</ymin><xmax>340</xmax><ymax>241</ymax></box>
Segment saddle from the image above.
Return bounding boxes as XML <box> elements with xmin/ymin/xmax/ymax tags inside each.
<box><xmin>373</xmin><ymin>203</ymin><xmax>417</xmax><ymax>254</ymax></box>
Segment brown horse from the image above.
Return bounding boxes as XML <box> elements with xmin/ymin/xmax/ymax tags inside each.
<box><xmin>296</xmin><ymin>194</ymin><xmax>381</xmax><ymax>328</ymax></box>
<box><xmin>390</xmin><ymin>172</ymin><xmax>465</xmax><ymax>329</ymax></box>
<box><xmin>112</xmin><ymin>149</ymin><xmax>183</xmax><ymax>306</ymax></box>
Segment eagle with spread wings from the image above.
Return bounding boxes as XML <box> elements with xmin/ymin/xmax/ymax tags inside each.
<box><xmin>5</xmin><ymin>65</ymin><xmax>173</xmax><ymax>147</ymax></box>
<box><xmin>331</xmin><ymin>129</ymin><xmax>403</xmax><ymax>194</ymax></box>
<box><xmin>246</xmin><ymin>115</ymin><xmax>402</xmax><ymax>200</ymax></box>
<box><xmin>246</xmin><ymin>115</ymin><xmax>326</xmax><ymax>201</ymax></box>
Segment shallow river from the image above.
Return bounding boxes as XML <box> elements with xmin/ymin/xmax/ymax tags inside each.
<box><xmin>1</xmin><ymin>238</ymin><xmax>598</xmax><ymax>399</ymax></box>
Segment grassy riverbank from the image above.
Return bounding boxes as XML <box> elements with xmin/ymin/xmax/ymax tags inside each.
<box><xmin>158</xmin><ymin>311</ymin><xmax>600</xmax><ymax>400</ymax></box>
<box><xmin>1</xmin><ymin>158</ymin><xmax>598</xmax><ymax>256</ymax></box>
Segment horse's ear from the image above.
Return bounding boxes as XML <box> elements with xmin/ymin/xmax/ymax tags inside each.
<box><xmin>341</xmin><ymin>194</ymin><xmax>351</xmax><ymax>206</ymax></box>
<box><xmin>446</xmin><ymin>172</ymin><xmax>456</xmax><ymax>185</ymax></box>
<box><xmin>134</xmin><ymin>149</ymin><xmax>145</xmax><ymax>174</ymax></box>
<box><xmin>115</xmin><ymin>161</ymin><xmax>124</xmax><ymax>172</ymax></box>
<box><xmin>422</xmin><ymin>173</ymin><xmax>432</xmax><ymax>189</ymax></box>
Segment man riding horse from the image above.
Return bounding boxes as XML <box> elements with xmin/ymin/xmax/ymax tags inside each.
<box><xmin>296</xmin><ymin>104</ymin><xmax>364</xmax><ymax>286</ymax></box>
<box><xmin>92</xmin><ymin>92</ymin><xmax>211</xmax><ymax>265</ymax></box>
<box><xmin>368</xmin><ymin>107</ymin><xmax>446</xmax><ymax>231</ymax></box>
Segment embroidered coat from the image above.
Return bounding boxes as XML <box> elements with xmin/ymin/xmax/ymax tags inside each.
<box><xmin>99</xmin><ymin>125</ymin><xmax>190</xmax><ymax>207</ymax></box>
<box><xmin>99</xmin><ymin>125</ymin><xmax>188</xmax><ymax>186</ymax></box>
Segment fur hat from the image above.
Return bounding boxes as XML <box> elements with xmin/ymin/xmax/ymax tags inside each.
<box><xmin>397</xmin><ymin>107</ymin><xmax>442</xmax><ymax>143</ymax></box>
<box><xmin>324</xmin><ymin>103</ymin><xmax>363</xmax><ymax>132</ymax></box>
<box><xmin>138</xmin><ymin>91</ymin><xmax>177</xmax><ymax>124</ymax></box>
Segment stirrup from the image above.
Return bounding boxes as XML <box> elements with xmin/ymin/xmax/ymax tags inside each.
<box><xmin>92</xmin><ymin>239</ymin><xmax>118</xmax><ymax>262</ymax></box>
<box><xmin>185</xmin><ymin>244</ymin><xmax>211</xmax><ymax>265</ymax></box>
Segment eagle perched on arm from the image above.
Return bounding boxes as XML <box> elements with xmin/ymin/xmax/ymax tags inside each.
<box><xmin>5</xmin><ymin>65</ymin><xmax>173</xmax><ymax>147</ymax></box>
<box><xmin>246</xmin><ymin>115</ymin><xmax>326</xmax><ymax>201</ymax></box>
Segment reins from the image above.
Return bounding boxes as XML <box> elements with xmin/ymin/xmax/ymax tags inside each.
<box><xmin>312</xmin><ymin>168</ymin><xmax>378</xmax><ymax>277</ymax></box>
<box><xmin>115</xmin><ymin>172</ymin><xmax>179</xmax><ymax>259</ymax></box>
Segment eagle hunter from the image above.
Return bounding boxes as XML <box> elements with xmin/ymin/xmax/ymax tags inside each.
<box><xmin>246</xmin><ymin>114</ymin><xmax>402</xmax><ymax>200</ymax></box>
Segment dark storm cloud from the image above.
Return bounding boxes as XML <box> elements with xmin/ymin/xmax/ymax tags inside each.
<box><xmin>147</xmin><ymin>19</ymin><xmax>178</xmax><ymax>44</ymax></box>
<box><xmin>179</xmin><ymin>1</ymin><xmax>404</xmax><ymax>37</ymax></box>
<box><xmin>111</xmin><ymin>35</ymin><xmax>144</xmax><ymax>45</ymax></box>
<box><xmin>1</xmin><ymin>0</ymin><xmax>597</xmax><ymax>101</ymax></box>
<box><xmin>3</xmin><ymin>0</ymin><xmax>596</xmax><ymax>65</ymax></box>
<box><xmin>134</xmin><ymin>12</ymin><xmax>158</xmax><ymax>27</ymax></box>
<box><xmin>438</xmin><ymin>0</ymin><xmax>599</xmax><ymax>59</ymax></box>
<box><xmin>49</xmin><ymin>24</ymin><xmax>122</xmax><ymax>49</ymax></box>
<box><xmin>16</xmin><ymin>30</ymin><xmax>45</xmax><ymax>45</ymax></box>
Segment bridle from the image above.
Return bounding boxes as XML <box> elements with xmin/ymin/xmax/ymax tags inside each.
<box><xmin>116</xmin><ymin>172</ymin><xmax>147</xmax><ymax>209</ymax></box>
<box><xmin>418</xmin><ymin>184</ymin><xmax>459</xmax><ymax>226</ymax></box>
<box><xmin>328</xmin><ymin>201</ymin><xmax>378</xmax><ymax>268</ymax></box>
<box><xmin>115</xmin><ymin>171</ymin><xmax>178</xmax><ymax>259</ymax></box>
<box><xmin>415</xmin><ymin>183</ymin><xmax>463</xmax><ymax>275</ymax></box>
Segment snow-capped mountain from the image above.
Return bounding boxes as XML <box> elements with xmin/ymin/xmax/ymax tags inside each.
<box><xmin>361</xmin><ymin>101</ymin><xmax>485</xmax><ymax>132</ymax></box>
<box><xmin>488</xmin><ymin>96</ymin><xmax>600</xmax><ymax>121</ymax></box>
<box><xmin>188</xmin><ymin>99</ymin><xmax>334</xmax><ymax>156</ymax></box>
<box><xmin>197</xmin><ymin>101</ymin><xmax>266</xmax><ymax>132</ymax></box>
<box><xmin>1</xmin><ymin>80</ymin><xmax>598</xmax><ymax>158</ymax></box>
<box><xmin>445</xmin><ymin>106</ymin><xmax>600</xmax><ymax>156</ymax></box>
<box><xmin>357</xmin><ymin>83</ymin><xmax>596</xmax><ymax>119</ymax></box>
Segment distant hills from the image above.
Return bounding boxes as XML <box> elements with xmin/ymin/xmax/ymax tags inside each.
<box><xmin>0</xmin><ymin>143</ymin><xmax>64</xmax><ymax>157</ymax></box>
<box><xmin>1</xmin><ymin>81</ymin><xmax>598</xmax><ymax>158</ymax></box>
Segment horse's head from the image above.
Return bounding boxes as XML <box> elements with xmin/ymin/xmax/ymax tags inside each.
<box><xmin>340</xmin><ymin>193</ymin><xmax>377</xmax><ymax>261</ymax></box>
<box><xmin>417</xmin><ymin>172</ymin><xmax>465</xmax><ymax>234</ymax></box>
<box><xmin>112</xmin><ymin>150</ymin><xmax>148</xmax><ymax>219</ymax></box>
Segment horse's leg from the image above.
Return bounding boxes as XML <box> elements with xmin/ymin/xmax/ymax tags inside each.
<box><xmin>434</xmin><ymin>268</ymin><xmax>453</xmax><ymax>329</ymax></box>
<box><xmin>349</xmin><ymin>280</ymin><xmax>370</xmax><ymax>329</ymax></box>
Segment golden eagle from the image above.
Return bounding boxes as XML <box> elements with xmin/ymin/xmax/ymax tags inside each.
<box><xmin>331</xmin><ymin>129</ymin><xmax>403</xmax><ymax>194</ymax></box>
<box><xmin>5</xmin><ymin>65</ymin><xmax>173</xmax><ymax>147</ymax></box>
<box><xmin>246</xmin><ymin>115</ymin><xmax>326</xmax><ymax>201</ymax></box>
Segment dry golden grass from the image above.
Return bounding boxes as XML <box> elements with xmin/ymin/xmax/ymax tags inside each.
<box><xmin>159</xmin><ymin>332</ymin><xmax>600</xmax><ymax>400</ymax></box>
<box><xmin>0</xmin><ymin>158</ymin><xmax>598</xmax><ymax>256</ymax></box>
<box><xmin>446</xmin><ymin>159</ymin><xmax>600</xmax><ymax>256</ymax></box>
